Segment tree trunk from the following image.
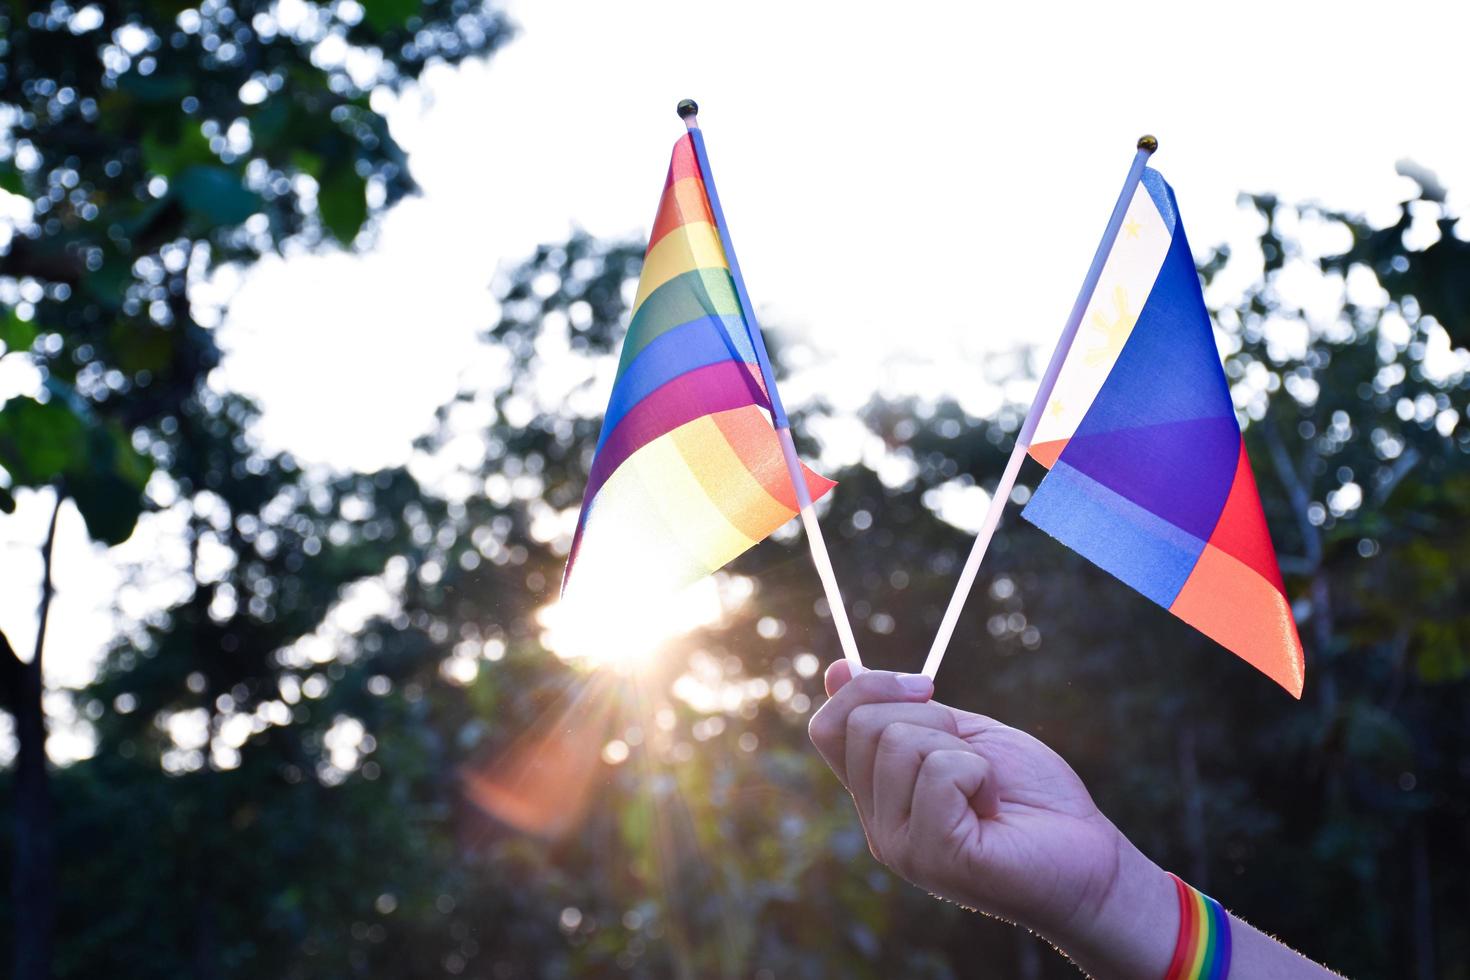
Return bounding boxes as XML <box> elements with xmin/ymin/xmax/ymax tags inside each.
<box><xmin>1410</xmin><ymin>822</ymin><xmax>1435</xmax><ymax>980</ymax></box>
<box><xmin>11</xmin><ymin>494</ymin><xmax>63</xmax><ymax>980</ymax></box>
<box><xmin>187</xmin><ymin>513</ymin><xmax>222</xmax><ymax>980</ymax></box>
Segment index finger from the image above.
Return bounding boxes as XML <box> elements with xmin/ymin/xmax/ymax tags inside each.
<box><xmin>808</xmin><ymin>668</ymin><xmax>934</xmax><ymax>788</ymax></box>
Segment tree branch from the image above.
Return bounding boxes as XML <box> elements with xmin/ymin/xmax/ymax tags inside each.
<box><xmin>1262</xmin><ymin>410</ymin><xmax>1322</xmax><ymax>569</ymax></box>
<box><xmin>33</xmin><ymin>491</ymin><xmax>63</xmax><ymax>678</ymax></box>
<box><xmin>0</xmin><ymin>628</ymin><xmax>20</xmax><ymax>716</ymax></box>
<box><xmin>11</xmin><ymin>489</ymin><xmax>62</xmax><ymax>980</ymax></box>
<box><xmin>1374</xmin><ymin>446</ymin><xmax>1421</xmax><ymax>506</ymax></box>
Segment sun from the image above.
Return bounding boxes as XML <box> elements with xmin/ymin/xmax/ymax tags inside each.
<box><xmin>537</xmin><ymin>573</ymin><xmax>746</xmax><ymax>673</ymax></box>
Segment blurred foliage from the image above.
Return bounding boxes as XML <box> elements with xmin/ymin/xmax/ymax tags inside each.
<box><xmin>2</xmin><ymin>7</ymin><xmax>1469</xmax><ymax>978</ymax></box>
<box><xmin>1</xmin><ymin>2</ymin><xmax>510</xmax><ymax>978</ymax></box>
<box><xmin>0</xmin><ymin>0</ymin><xmax>508</xmax><ymax>530</ymax></box>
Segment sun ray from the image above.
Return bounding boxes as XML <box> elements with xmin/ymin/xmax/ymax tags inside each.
<box><xmin>461</xmin><ymin>671</ymin><xmax>620</xmax><ymax>839</ymax></box>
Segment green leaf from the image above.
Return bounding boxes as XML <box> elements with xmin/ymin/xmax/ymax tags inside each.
<box><xmin>117</xmin><ymin>72</ymin><xmax>193</xmax><ymax>105</ymax></box>
<box><xmin>0</xmin><ymin>396</ymin><xmax>89</xmax><ymax>486</ymax></box>
<box><xmin>362</xmin><ymin>0</ymin><xmax>420</xmax><ymax>33</ymax></box>
<box><xmin>0</xmin><ymin>308</ymin><xmax>39</xmax><ymax>352</ymax></box>
<box><xmin>83</xmin><ymin>255</ymin><xmax>137</xmax><ymax>309</ymax></box>
<box><xmin>0</xmin><ymin>162</ymin><xmax>24</xmax><ymax>196</ymax></box>
<box><xmin>65</xmin><ymin>420</ymin><xmax>152</xmax><ymax>547</ymax></box>
<box><xmin>0</xmin><ymin>485</ymin><xmax>14</xmax><ymax>514</ymax></box>
<box><xmin>317</xmin><ymin>167</ymin><xmax>368</xmax><ymax>243</ymax></box>
<box><xmin>109</xmin><ymin>321</ymin><xmax>175</xmax><ymax>377</ymax></box>
<box><xmin>141</xmin><ymin>123</ymin><xmax>214</xmax><ymax>176</ymax></box>
<box><xmin>68</xmin><ymin>476</ymin><xmax>145</xmax><ymax>545</ymax></box>
<box><xmin>289</xmin><ymin>150</ymin><xmax>324</xmax><ymax>180</ymax></box>
<box><xmin>249</xmin><ymin>95</ymin><xmax>316</xmax><ymax>152</ymax></box>
<box><xmin>173</xmin><ymin>166</ymin><xmax>261</xmax><ymax>227</ymax></box>
<box><xmin>0</xmin><ymin>385</ymin><xmax>150</xmax><ymax>544</ymax></box>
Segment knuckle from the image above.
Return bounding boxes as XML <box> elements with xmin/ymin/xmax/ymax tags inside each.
<box><xmin>807</xmin><ymin>708</ymin><xmax>837</xmax><ymax>748</ymax></box>
<box><xmin>875</xmin><ymin>721</ymin><xmax>919</xmax><ymax>756</ymax></box>
<box><xmin>915</xmin><ymin>747</ymin><xmax>950</xmax><ymax>780</ymax></box>
<box><xmin>950</xmin><ymin>747</ymin><xmax>985</xmax><ymax>776</ymax></box>
<box><xmin>918</xmin><ymin>726</ymin><xmax>957</xmax><ymax>751</ymax></box>
<box><xmin>849</xmin><ymin>669</ymin><xmax>904</xmax><ymax>702</ymax></box>
<box><xmin>850</xmin><ymin>669</ymin><xmax>890</xmax><ymax>692</ymax></box>
<box><xmin>910</xmin><ymin>734</ymin><xmax>936</xmax><ymax>757</ymax></box>
<box><xmin>846</xmin><ymin>703</ymin><xmax>881</xmax><ymax>739</ymax></box>
<box><xmin>873</xmin><ymin>720</ymin><xmax>903</xmax><ymax>753</ymax></box>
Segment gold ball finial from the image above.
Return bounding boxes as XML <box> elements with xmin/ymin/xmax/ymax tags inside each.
<box><xmin>1137</xmin><ymin>134</ymin><xmax>1158</xmax><ymax>153</ymax></box>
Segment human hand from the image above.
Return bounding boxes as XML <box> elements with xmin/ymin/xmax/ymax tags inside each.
<box><xmin>809</xmin><ymin>662</ymin><xmax>1346</xmax><ymax>980</ymax></box>
<box><xmin>808</xmin><ymin>662</ymin><xmax>1173</xmax><ymax>975</ymax></box>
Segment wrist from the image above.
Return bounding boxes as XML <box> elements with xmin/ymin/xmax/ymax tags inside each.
<box><xmin>1049</xmin><ymin>828</ymin><xmax>1178</xmax><ymax>980</ymax></box>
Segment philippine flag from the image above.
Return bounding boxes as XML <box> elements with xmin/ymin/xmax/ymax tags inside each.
<box><xmin>1022</xmin><ymin>168</ymin><xmax>1306</xmax><ymax>697</ymax></box>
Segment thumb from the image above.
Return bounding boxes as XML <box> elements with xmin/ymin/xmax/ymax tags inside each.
<box><xmin>824</xmin><ymin>658</ymin><xmax>859</xmax><ymax>696</ymax></box>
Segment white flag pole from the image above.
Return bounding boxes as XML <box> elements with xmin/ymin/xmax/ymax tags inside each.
<box><xmin>920</xmin><ymin>136</ymin><xmax>1159</xmax><ymax>679</ymax></box>
<box><xmin>679</xmin><ymin>100</ymin><xmax>864</xmax><ymax>669</ymax></box>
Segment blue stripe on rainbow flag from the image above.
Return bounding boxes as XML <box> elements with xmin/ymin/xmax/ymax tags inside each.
<box><xmin>597</xmin><ymin>314</ymin><xmax>757</xmax><ymax>451</ymax></box>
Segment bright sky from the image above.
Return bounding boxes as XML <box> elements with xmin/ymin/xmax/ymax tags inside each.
<box><xmin>3</xmin><ymin>0</ymin><xmax>1469</xmax><ymax>755</ymax></box>
<box><xmin>218</xmin><ymin>0</ymin><xmax>1470</xmax><ymax>470</ymax></box>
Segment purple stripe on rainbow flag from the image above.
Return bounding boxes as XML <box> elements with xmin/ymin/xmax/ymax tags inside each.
<box><xmin>596</xmin><ymin>313</ymin><xmax>757</xmax><ymax>451</ymax></box>
<box><xmin>583</xmin><ymin>358</ymin><xmax>768</xmax><ymax>509</ymax></box>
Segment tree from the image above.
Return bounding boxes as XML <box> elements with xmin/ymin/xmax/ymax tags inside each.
<box><xmin>0</xmin><ymin>3</ymin><xmax>509</xmax><ymax>976</ymax></box>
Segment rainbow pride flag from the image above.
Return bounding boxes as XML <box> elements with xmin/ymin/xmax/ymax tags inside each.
<box><xmin>561</xmin><ymin>135</ymin><xmax>833</xmax><ymax>605</ymax></box>
<box><xmin>1021</xmin><ymin>167</ymin><xmax>1306</xmax><ymax>696</ymax></box>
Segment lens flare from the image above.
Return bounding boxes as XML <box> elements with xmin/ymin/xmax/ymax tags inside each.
<box><xmin>538</xmin><ymin>573</ymin><xmax>734</xmax><ymax>673</ymax></box>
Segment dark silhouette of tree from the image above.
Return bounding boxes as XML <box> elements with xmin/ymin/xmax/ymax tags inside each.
<box><xmin>0</xmin><ymin>3</ymin><xmax>509</xmax><ymax>976</ymax></box>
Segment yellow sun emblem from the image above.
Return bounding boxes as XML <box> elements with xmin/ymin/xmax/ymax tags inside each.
<box><xmin>1085</xmin><ymin>285</ymin><xmax>1136</xmax><ymax>366</ymax></box>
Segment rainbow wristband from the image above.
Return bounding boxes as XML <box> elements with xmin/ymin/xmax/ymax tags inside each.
<box><xmin>1163</xmin><ymin>873</ymin><xmax>1232</xmax><ymax>980</ymax></box>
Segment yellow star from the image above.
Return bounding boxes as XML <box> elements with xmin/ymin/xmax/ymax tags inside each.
<box><xmin>1123</xmin><ymin>219</ymin><xmax>1142</xmax><ymax>239</ymax></box>
<box><xmin>1048</xmin><ymin>398</ymin><xmax>1066</xmax><ymax>419</ymax></box>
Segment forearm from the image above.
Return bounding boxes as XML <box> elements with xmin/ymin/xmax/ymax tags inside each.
<box><xmin>1047</xmin><ymin>831</ymin><xmax>1341</xmax><ymax>980</ymax></box>
<box><xmin>1224</xmin><ymin>914</ymin><xmax>1344</xmax><ymax>980</ymax></box>
<box><xmin>1045</xmin><ymin>833</ymin><xmax>1175</xmax><ymax>979</ymax></box>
